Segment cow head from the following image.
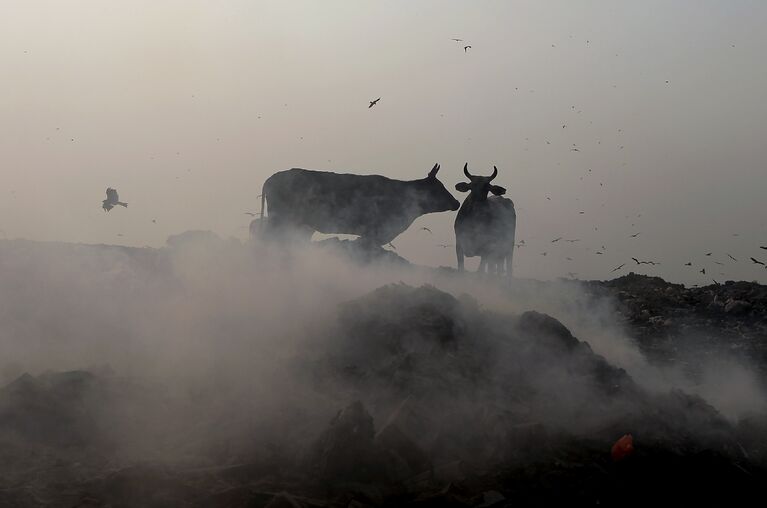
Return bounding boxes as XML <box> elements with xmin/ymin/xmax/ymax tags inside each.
<box><xmin>455</xmin><ymin>163</ymin><xmax>506</xmax><ymax>202</ymax></box>
<box><xmin>416</xmin><ymin>163</ymin><xmax>461</xmax><ymax>212</ymax></box>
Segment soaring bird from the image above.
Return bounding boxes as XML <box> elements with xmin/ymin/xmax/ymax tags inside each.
<box><xmin>684</xmin><ymin>262</ymin><xmax>692</xmax><ymax>266</ymax></box>
<box><xmin>420</xmin><ymin>227</ymin><xmax>433</xmax><ymax>234</ymax></box>
<box><xmin>368</xmin><ymin>97</ymin><xmax>381</xmax><ymax>108</ymax></box>
<box><xmin>629</xmin><ymin>232</ymin><xmax>640</xmax><ymax>238</ymax></box>
<box><xmin>727</xmin><ymin>253</ymin><xmax>738</xmax><ymax>261</ymax></box>
<box><xmin>464</xmin><ymin>45</ymin><xmax>471</xmax><ymax>52</ymax></box>
<box><xmin>611</xmin><ymin>263</ymin><xmax>625</xmax><ymax>273</ymax></box>
<box><xmin>102</xmin><ymin>188</ymin><xmax>127</xmax><ymax>212</ymax></box>
<box><xmin>450</xmin><ymin>38</ymin><xmax>463</xmax><ymax>42</ymax></box>
<box><xmin>551</xmin><ymin>237</ymin><xmax>562</xmax><ymax>243</ymax></box>
<box><xmin>632</xmin><ymin>257</ymin><xmax>659</xmax><ymax>266</ymax></box>
<box><xmin>700</xmin><ymin>268</ymin><xmax>706</xmax><ymax>274</ymax></box>
<box><xmin>751</xmin><ymin>257</ymin><xmax>765</xmax><ymax>266</ymax></box>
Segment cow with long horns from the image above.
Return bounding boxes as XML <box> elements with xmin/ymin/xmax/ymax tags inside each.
<box><xmin>258</xmin><ymin>163</ymin><xmax>460</xmax><ymax>246</ymax></box>
<box><xmin>454</xmin><ymin>164</ymin><xmax>516</xmax><ymax>275</ymax></box>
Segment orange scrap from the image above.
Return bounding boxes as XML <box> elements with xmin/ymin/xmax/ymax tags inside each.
<box><xmin>611</xmin><ymin>433</ymin><xmax>634</xmax><ymax>461</ymax></box>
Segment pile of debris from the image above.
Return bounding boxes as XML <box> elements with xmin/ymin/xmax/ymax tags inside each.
<box><xmin>1</xmin><ymin>283</ymin><xmax>765</xmax><ymax>506</ymax></box>
<box><xmin>584</xmin><ymin>273</ymin><xmax>767</xmax><ymax>371</ymax></box>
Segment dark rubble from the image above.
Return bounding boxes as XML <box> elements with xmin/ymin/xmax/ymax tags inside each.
<box><xmin>583</xmin><ymin>273</ymin><xmax>767</xmax><ymax>375</ymax></box>
<box><xmin>0</xmin><ymin>283</ymin><xmax>765</xmax><ymax>506</ymax></box>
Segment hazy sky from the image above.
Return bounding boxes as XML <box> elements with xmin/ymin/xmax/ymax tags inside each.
<box><xmin>2</xmin><ymin>0</ymin><xmax>766</xmax><ymax>283</ymax></box>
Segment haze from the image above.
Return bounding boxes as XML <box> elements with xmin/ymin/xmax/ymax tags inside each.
<box><xmin>2</xmin><ymin>0</ymin><xmax>766</xmax><ymax>284</ymax></box>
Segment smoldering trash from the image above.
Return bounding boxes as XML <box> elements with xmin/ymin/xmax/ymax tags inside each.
<box><xmin>0</xmin><ymin>237</ymin><xmax>766</xmax><ymax>507</ymax></box>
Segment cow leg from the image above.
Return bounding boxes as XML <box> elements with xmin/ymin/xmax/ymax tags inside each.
<box><xmin>456</xmin><ymin>243</ymin><xmax>465</xmax><ymax>271</ymax></box>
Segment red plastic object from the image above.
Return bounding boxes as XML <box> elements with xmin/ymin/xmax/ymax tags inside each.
<box><xmin>611</xmin><ymin>433</ymin><xmax>634</xmax><ymax>461</ymax></box>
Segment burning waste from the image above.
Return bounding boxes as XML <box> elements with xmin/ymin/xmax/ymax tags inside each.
<box><xmin>0</xmin><ymin>238</ymin><xmax>765</xmax><ymax>506</ymax></box>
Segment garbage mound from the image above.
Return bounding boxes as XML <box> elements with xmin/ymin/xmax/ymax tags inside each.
<box><xmin>585</xmin><ymin>273</ymin><xmax>767</xmax><ymax>371</ymax></box>
<box><xmin>0</xmin><ymin>283</ymin><xmax>765</xmax><ymax>506</ymax></box>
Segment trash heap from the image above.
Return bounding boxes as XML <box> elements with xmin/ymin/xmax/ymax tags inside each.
<box><xmin>585</xmin><ymin>273</ymin><xmax>767</xmax><ymax>371</ymax></box>
<box><xmin>0</xmin><ymin>283</ymin><xmax>765</xmax><ymax>507</ymax></box>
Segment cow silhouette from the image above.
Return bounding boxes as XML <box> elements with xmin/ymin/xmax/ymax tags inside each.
<box><xmin>454</xmin><ymin>164</ymin><xmax>516</xmax><ymax>275</ymax></box>
<box><xmin>259</xmin><ymin>164</ymin><xmax>459</xmax><ymax>246</ymax></box>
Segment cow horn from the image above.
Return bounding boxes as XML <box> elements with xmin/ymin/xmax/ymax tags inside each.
<box><xmin>428</xmin><ymin>163</ymin><xmax>440</xmax><ymax>177</ymax></box>
<box><xmin>464</xmin><ymin>163</ymin><xmax>473</xmax><ymax>179</ymax></box>
<box><xmin>490</xmin><ymin>165</ymin><xmax>498</xmax><ymax>181</ymax></box>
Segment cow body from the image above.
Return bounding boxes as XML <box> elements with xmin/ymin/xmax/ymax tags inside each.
<box><xmin>454</xmin><ymin>165</ymin><xmax>516</xmax><ymax>275</ymax></box>
<box><xmin>260</xmin><ymin>165</ymin><xmax>459</xmax><ymax>245</ymax></box>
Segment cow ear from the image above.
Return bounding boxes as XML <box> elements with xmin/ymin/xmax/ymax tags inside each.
<box><xmin>428</xmin><ymin>163</ymin><xmax>440</xmax><ymax>178</ymax></box>
<box><xmin>455</xmin><ymin>182</ymin><xmax>471</xmax><ymax>192</ymax></box>
<box><xmin>490</xmin><ymin>185</ymin><xmax>506</xmax><ymax>196</ymax></box>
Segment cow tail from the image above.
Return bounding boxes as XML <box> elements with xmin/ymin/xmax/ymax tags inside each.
<box><xmin>259</xmin><ymin>182</ymin><xmax>267</xmax><ymax>235</ymax></box>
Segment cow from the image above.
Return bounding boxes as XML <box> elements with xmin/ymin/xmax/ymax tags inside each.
<box><xmin>258</xmin><ymin>163</ymin><xmax>460</xmax><ymax>246</ymax></box>
<box><xmin>454</xmin><ymin>164</ymin><xmax>516</xmax><ymax>275</ymax></box>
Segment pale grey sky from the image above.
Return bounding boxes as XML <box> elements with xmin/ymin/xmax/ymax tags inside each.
<box><xmin>2</xmin><ymin>0</ymin><xmax>766</xmax><ymax>283</ymax></box>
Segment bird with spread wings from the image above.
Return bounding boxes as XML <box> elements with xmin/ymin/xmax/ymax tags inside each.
<box><xmin>102</xmin><ymin>188</ymin><xmax>128</xmax><ymax>212</ymax></box>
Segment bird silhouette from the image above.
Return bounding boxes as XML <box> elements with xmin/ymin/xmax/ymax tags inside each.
<box><xmin>684</xmin><ymin>262</ymin><xmax>692</xmax><ymax>266</ymax></box>
<box><xmin>450</xmin><ymin>38</ymin><xmax>463</xmax><ymax>42</ymax></box>
<box><xmin>368</xmin><ymin>98</ymin><xmax>381</xmax><ymax>108</ymax></box>
<box><xmin>420</xmin><ymin>227</ymin><xmax>433</xmax><ymax>234</ymax></box>
<box><xmin>727</xmin><ymin>253</ymin><xmax>737</xmax><ymax>261</ymax></box>
<box><xmin>464</xmin><ymin>45</ymin><xmax>471</xmax><ymax>52</ymax></box>
<box><xmin>705</xmin><ymin>252</ymin><xmax>713</xmax><ymax>256</ymax></box>
<box><xmin>751</xmin><ymin>257</ymin><xmax>765</xmax><ymax>266</ymax></box>
<box><xmin>551</xmin><ymin>237</ymin><xmax>562</xmax><ymax>243</ymax></box>
<box><xmin>760</xmin><ymin>246</ymin><xmax>767</xmax><ymax>250</ymax></box>
<box><xmin>700</xmin><ymin>268</ymin><xmax>706</xmax><ymax>274</ymax></box>
<box><xmin>629</xmin><ymin>233</ymin><xmax>640</xmax><ymax>238</ymax></box>
<box><xmin>102</xmin><ymin>188</ymin><xmax>127</xmax><ymax>212</ymax></box>
<box><xmin>611</xmin><ymin>263</ymin><xmax>625</xmax><ymax>273</ymax></box>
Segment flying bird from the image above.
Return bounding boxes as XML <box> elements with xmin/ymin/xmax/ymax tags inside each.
<box><xmin>700</xmin><ymin>268</ymin><xmax>706</xmax><ymax>274</ymax></box>
<box><xmin>705</xmin><ymin>252</ymin><xmax>712</xmax><ymax>256</ymax></box>
<box><xmin>751</xmin><ymin>257</ymin><xmax>765</xmax><ymax>266</ymax></box>
<box><xmin>464</xmin><ymin>45</ymin><xmax>471</xmax><ymax>52</ymax></box>
<box><xmin>760</xmin><ymin>246</ymin><xmax>767</xmax><ymax>250</ymax></box>
<box><xmin>632</xmin><ymin>257</ymin><xmax>660</xmax><ymax>266</ymax></box>
<box><xmin>611</xmin><ymin>263</ymin><xmax>625</xmax><ymax>273</ymax></box>
<box><xmin>551</xmin><ymin>237</ymin><xmax>562</xmax><ymax>243</ymax></box>
<box><xmin>420</xmin><ymin>227</ymin><xmax>433</xmax><ymax>234</ymax></box>
<box><xmin>684</xmin><ymin>262</ymin><xmax>692</xmax><ymax>266</ymax></box>
<box><xmin>450</xmin><ymin>38</ymin><xmax>463</xmax><ymax>42</ymax></box>
<box><xmin>368</xmin><ymin>97</ymin><xmax>381</xmax><ymax>108</ymax></box>
<box><xmin>727</xmin><ymin>253</ymin><xmax>737</xmax><ymax>261</ymax></box>
<box><xmin>102</xmin><ymin>188</ymin><xmax>127</xmax><ymax>212</ymax></box>
<box><xmin>629</xmin><ymin>233</ymin><xmax>640</xmax><ymax>238</ymax></box>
